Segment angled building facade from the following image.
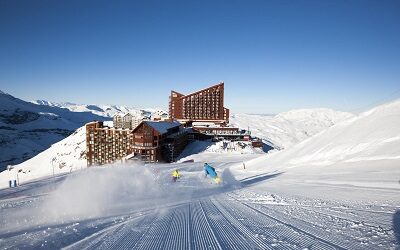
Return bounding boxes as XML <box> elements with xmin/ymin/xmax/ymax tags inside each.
<box><xmin>169</xmin><ymin>82</ymin><xmax>229</xmax><ymax>124</ymax></box>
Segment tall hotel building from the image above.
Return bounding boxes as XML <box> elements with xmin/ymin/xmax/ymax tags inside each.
<box><xmin>169</xmin><ymin>82</ymin><xmax>229</xmax><ymax>124</ymax></box>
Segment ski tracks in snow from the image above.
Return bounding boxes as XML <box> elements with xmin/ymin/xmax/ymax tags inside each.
<box><xmin>1</xmin><ymin>189</ymin><xmax>398</xmax><ymax>249</ymax></box>
<box><xmin>58</xmin><ymin>191</ymin><xmax>397</xmax><ymax>249</ymax></box>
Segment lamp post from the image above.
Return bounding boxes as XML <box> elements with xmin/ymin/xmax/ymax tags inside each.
<box><xmin>16</xmin><ymin>169</ymin><xmax>21</xmax><ymax>186</ymax></box>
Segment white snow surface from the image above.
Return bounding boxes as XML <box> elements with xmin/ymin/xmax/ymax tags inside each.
<box><xmin>230</xmin><ymin>108</ymin><xmax>353</xmax><ymax>149</ymax></box>
<box><xmin>0</xmin><ymin>157</ymin><xmax>398</xmax><ymax>249</ymax></box>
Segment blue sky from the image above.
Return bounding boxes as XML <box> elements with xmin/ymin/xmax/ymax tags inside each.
<box><xmin>1</xmin><ymin>0</ymin><xmax>399</xmax><ymax>114</ymax></box>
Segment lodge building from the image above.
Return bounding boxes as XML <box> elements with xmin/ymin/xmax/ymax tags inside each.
<box><xmin>130</xmin><ymin>121</ymin><xmax>188</xmax><ymax>162</ymax></box>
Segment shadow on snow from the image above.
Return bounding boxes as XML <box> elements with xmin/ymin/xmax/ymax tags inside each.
<box><xmin>239</xmin><ymin>171</ymin><xmax>283</xmax><ymax>186</ymax></box>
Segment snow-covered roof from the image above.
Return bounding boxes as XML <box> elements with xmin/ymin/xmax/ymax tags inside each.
<box><xmin>144</xmin><ymin>121</ymin><xmax>181</xmax><ymax>134</ymax></box>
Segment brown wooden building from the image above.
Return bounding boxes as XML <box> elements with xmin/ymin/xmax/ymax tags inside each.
<box><xmin>169</xmin><ymin>82</ymin><xmax>230</xmax><ymax>125</ymax></box>
<box><xmin>131</xmin><ymin>121</ymin><xmax>188</xmax><ymax>162</ymax></box>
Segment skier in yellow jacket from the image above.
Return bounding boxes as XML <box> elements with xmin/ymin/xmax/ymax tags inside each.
<box><xmin>172</xmin><ymin>169</ymin><xmax>180</xmax><ymax>182</ymax></box>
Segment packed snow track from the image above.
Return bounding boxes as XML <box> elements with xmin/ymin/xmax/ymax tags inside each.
<box><xmin>0</xmin><ymin>162</ymin><xmax>398</xmax><ymax>249</ymax></box>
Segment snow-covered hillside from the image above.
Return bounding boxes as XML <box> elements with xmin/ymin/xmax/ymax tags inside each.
<box><xmin>32</xmin><ymin>100</ymin><xmax>168</xmax><ymax>119</ymax></box>
<box><xmin>234</xmin><ymin>99</ymin><xmax>400</xmax><ymax>191</ymax></box>
<box><xmin>177</xmin><ymin>140</ymin><xmax>265</xmax><ymax>163</ymax></box>
<box><xmin>0</xmin><ymin>126</ymin><xmax>87</xmax><ymax>188</ymax></box>
<box><xmin>230</xmin><ymin>109</ymin><xmax>353</xmax><ymax>149</ymax></box>
<box><xmin>0</xmin><ymin>91</ymin><xmax>106</xmax><ymax>172</ymax></box>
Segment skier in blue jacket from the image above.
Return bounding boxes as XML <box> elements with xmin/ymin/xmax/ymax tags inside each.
<box><xmin>204</xmin><ymin>163</ymin><xmax>221</xmax><ymax>183</ymax></box>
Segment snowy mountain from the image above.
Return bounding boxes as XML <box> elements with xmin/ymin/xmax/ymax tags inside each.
<box><xmin>230</xmin><ymin>108</ymin><xmax>354</xmax><ymax>149</ymax></box>
<box><xmin>235</xmin><ymin>99</ymin><xmax>400</xmax><ymax>190</ymax></box>
<box><xmin>32</xmin><ymin>100</ymin><xmax>168</xmax><ymax>119</ymax></box>
<box><xmin>0</xmin><ymin>91</ymin><xmax>106</xmax><ymax>172</ymax></box>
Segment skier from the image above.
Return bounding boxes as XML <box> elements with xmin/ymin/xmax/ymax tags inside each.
<box><xmin>172</xmin><ymin>169</ymin><xmax>180</xmax><ymax>182</ymax></box>
<box><xmin>204</xmin><ymin>163</ymin><xmax>221</xmax><ymax>184</ymax></box>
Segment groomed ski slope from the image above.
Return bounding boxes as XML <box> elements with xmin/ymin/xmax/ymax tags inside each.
<box><xmin>0</xmin><ymin>160</ymin><xmax>398</xmax><ymax>249</ymax></box>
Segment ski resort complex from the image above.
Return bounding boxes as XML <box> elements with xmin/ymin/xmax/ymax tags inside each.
<box><xmin>85</xmin><ymin>82</ymin><xmax>259</xmax><ymax>165</ymax></box>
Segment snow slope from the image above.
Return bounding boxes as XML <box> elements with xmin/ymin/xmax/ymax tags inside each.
<box><xmin>0</xmin><ymin>91</ymin><xmax>106</xmax><ymax>172</ymax></box>
<box><xmin>230</xmin><ymin>108</ymin><xmax>353</xmax><ymax>149</ymax></box>
<box><xmin>232</xmin><ymin>99</ymin><xmax>400</xmax><ymax>192</ymax></box>
<box><xmin>0</xmin><ymin>126</ymin><xmax>87</xmax><ymax>189</ymax></box>
<box><xmin>0</xmin><ymin>159</ymin><xmax>398</xmax><ymax>249</ymax></box>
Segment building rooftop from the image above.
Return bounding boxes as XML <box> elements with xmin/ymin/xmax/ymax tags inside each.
<box><xmin>171</xmin><ymin>82</ymin><xmax>224</xmax><ymax>99</ymax></box>
<box><xmin>144</xmin><ymin>121</ymin><xmax>181</xmax><ymax>134</ymax></box>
